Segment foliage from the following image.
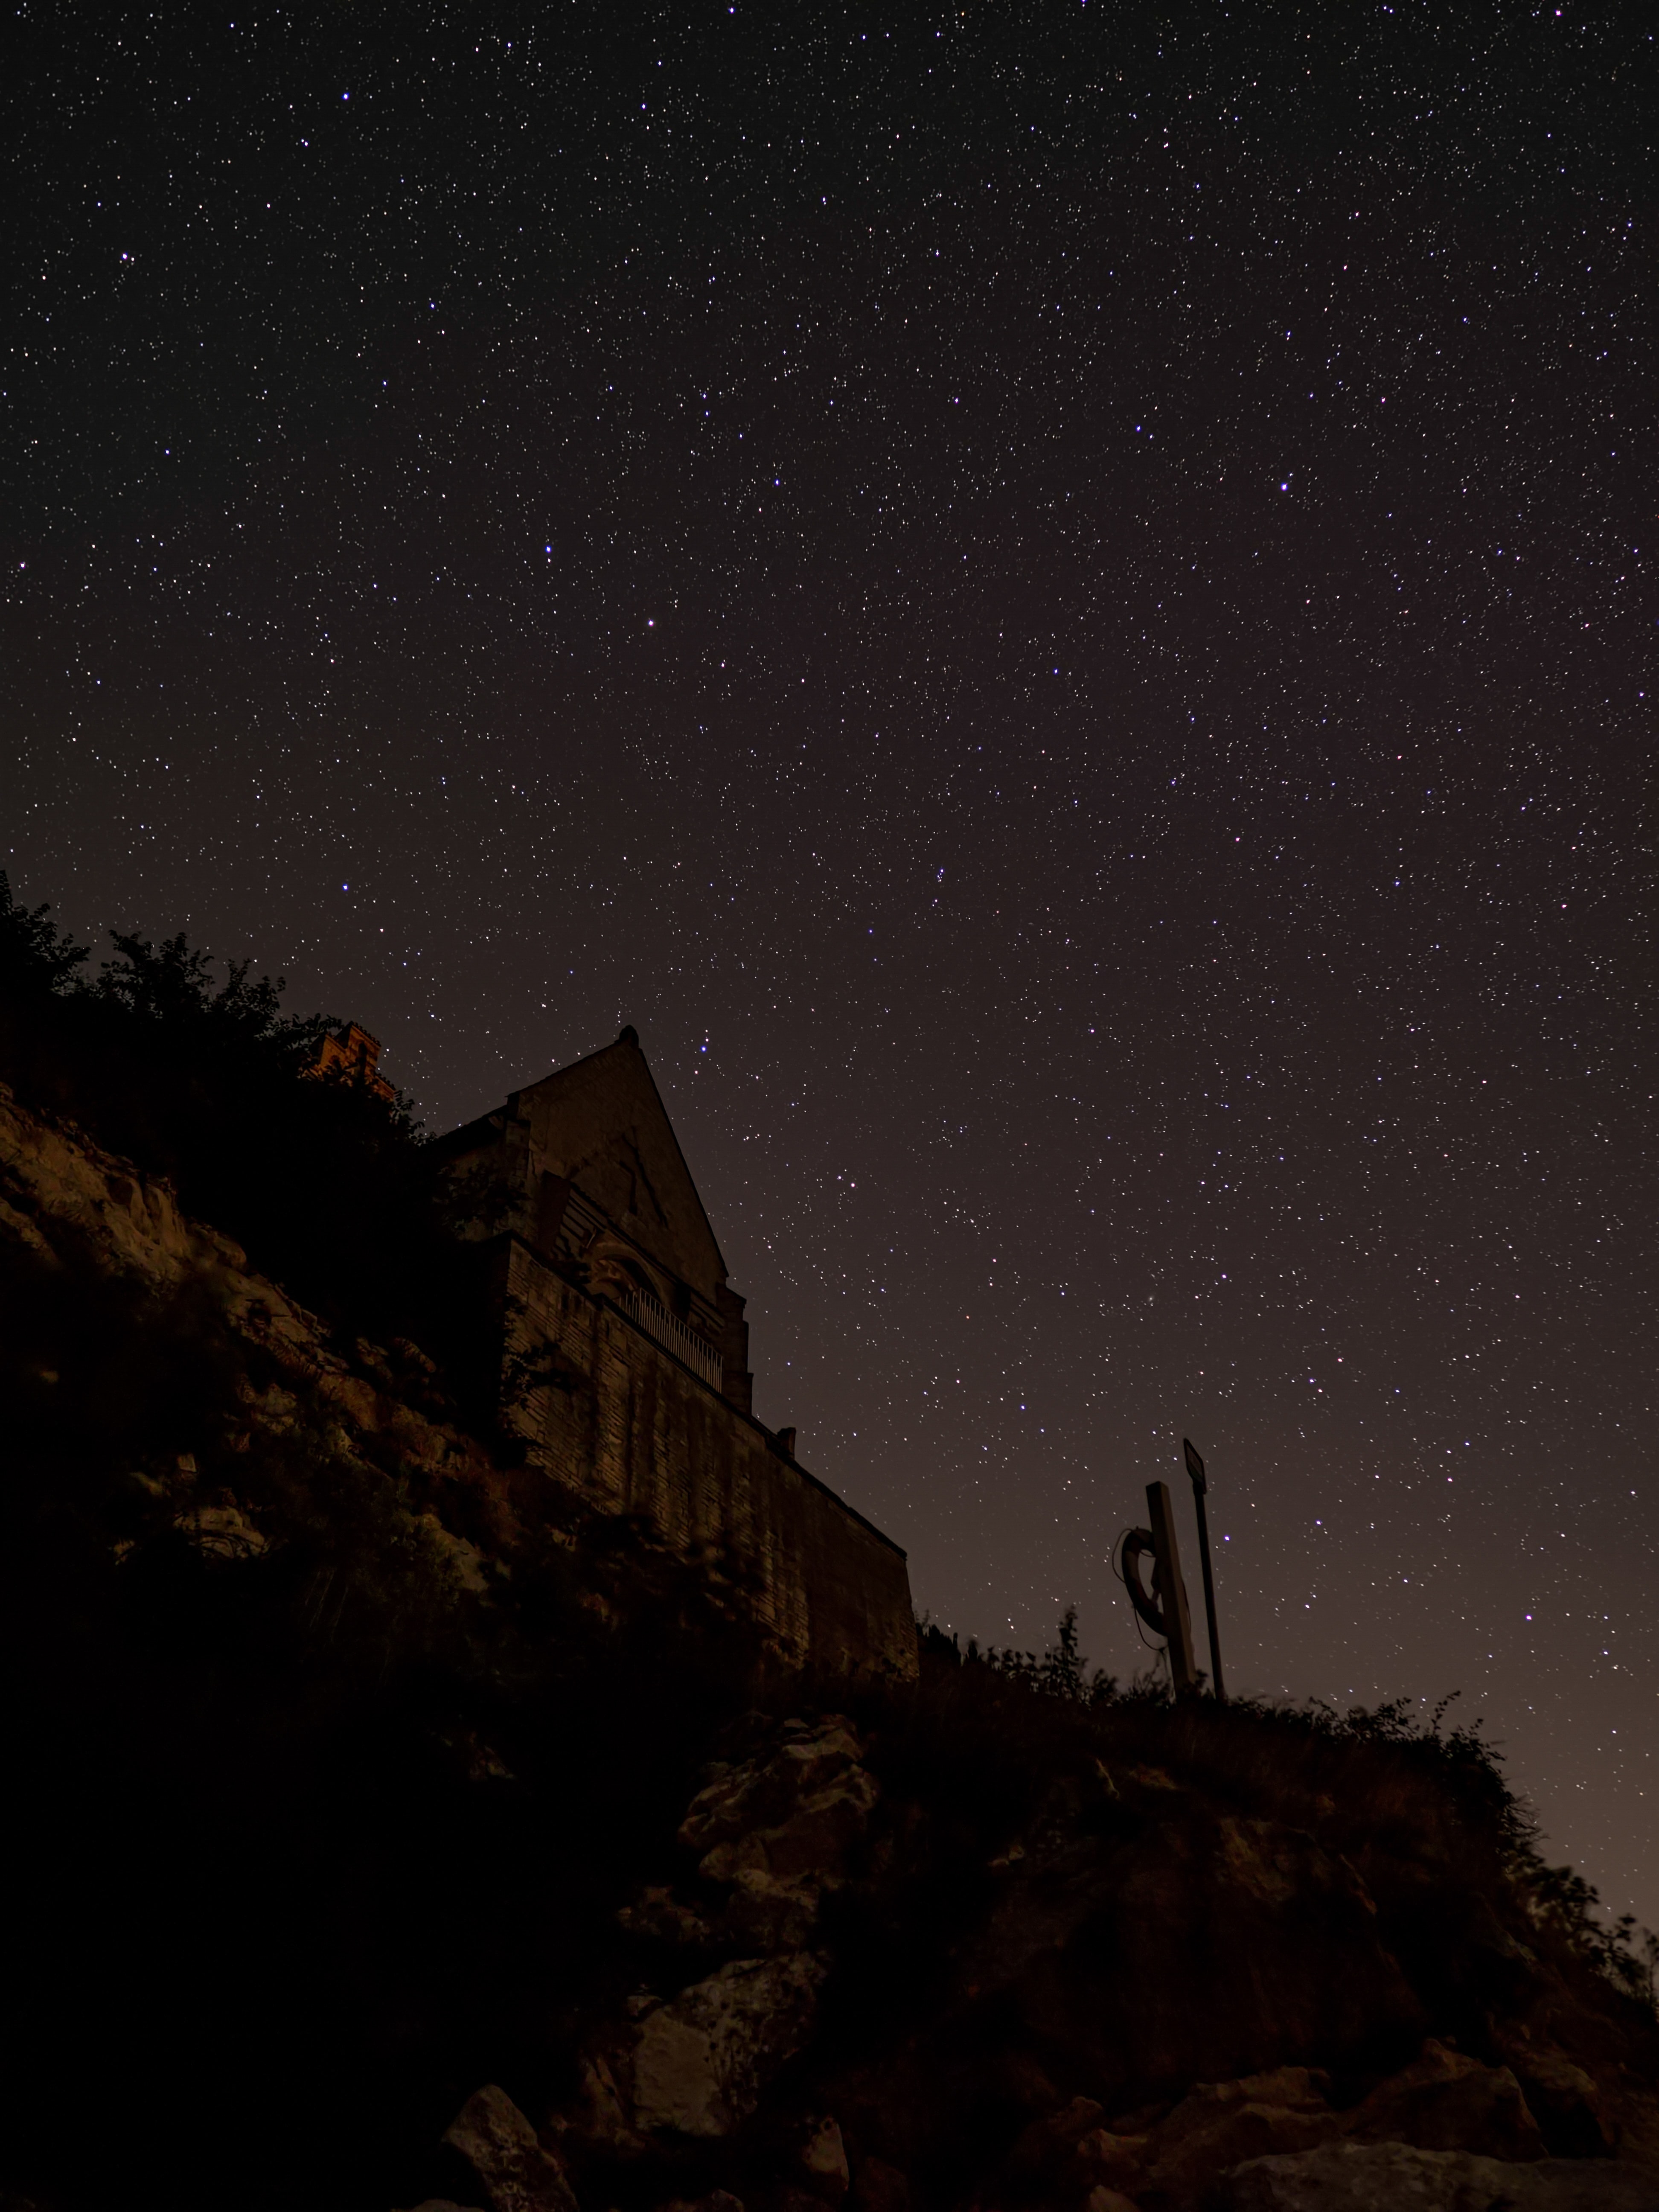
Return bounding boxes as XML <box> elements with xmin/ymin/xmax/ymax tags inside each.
<box><xmin>919</xmin><ymin>1604</ymin><xmax>1118</xmax><ymax>1703</ymax></box>
<box><xmin>96</xmin><ymin>925</ymin><xmax>320</xmax><ymax>1058</ymax></box>
<box><xmin>911</xmin><ymin>1607</ymin><xmax>1655</xmax><ymax>2018</ymax></box>
<box><xmin>0</xmin><ymin>871</ymin><xmax>500</xmax><ymax>1417</ymax></box>
<box><xmin>1522</xmin><ymin>1859</ymin><xmax>1659</xmax><ymax>2010</ymax></box>
<box><xmin>2</xmin><ymin>871</ymin><xmax>1655</xmax><ymax>2212</ymax></box>
<box><xmin>0</xmin><ymin>873</ymin><xmax>90</xmax><ymax>992</ymax></box>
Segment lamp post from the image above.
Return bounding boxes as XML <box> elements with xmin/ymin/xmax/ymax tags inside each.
<box><xmin>1183</xmin><ymin>1437</ymin><xmax>1227</xmax><ymax>1703</ymax></box>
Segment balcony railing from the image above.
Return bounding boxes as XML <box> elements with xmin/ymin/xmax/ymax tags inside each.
<box><xmin>618</xmin><ymin>1286</ymin><xmax>725</xmax><ymax>1391</ymax></box>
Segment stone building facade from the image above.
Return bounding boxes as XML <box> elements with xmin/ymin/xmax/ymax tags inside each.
<box><xmin>435</xmin><ymin>1030</ymin><xmax>916</xmax><ymax>1678</ymax></box>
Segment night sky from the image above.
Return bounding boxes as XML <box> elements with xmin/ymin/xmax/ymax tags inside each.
<box><xmin>4</xmin><ymin>7</ymin><xmax>1653</xmax><ymax>1929</ymax></box>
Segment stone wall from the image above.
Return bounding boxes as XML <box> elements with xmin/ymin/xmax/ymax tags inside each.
<box><xmin>0</xmin><ymin>1080</ymin><xmax>917</xmax><ymax>1682</ymax></box>
<box><xmin>498</xmin><ymin>1235</ymin><xmax>917</xmax><ymax>1679</ymax></box>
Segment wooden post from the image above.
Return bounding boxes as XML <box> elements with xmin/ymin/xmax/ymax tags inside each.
<box><xmin>1145</xmin><ymin>1480</ymin><xmax>1199</xmax><ymax>1694</ymax></box>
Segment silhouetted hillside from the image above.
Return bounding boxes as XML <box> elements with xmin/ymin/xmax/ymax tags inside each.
<box><xmin>0</xmin><ymin>882</ymin><xmax>1655</xmax><ymax>2212</ymax></box>
<box><xmin>0</xmin><ymin>875</ymin><xmax>492</xmax><ymax>1399</ymax></box>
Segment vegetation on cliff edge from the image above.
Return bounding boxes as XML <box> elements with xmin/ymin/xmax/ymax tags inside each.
<box><xmin>1</xmin><ymin>876</ymin><xmax>1655</xmax><ymax>2212</ymax></box>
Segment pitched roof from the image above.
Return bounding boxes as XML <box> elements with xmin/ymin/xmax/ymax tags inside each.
<box><xmin>514</xmin><ymin>1031</ymin><xmax>728</xmax><ymax>1298</ymax></box>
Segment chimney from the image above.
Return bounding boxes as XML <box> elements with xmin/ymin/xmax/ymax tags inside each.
<box><xmin>716</xmin><ymin>1282</ymin><xmax>753</xmax><ymax>1415</ymax></box>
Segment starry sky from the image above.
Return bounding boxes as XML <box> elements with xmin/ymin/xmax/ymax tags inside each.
<box><xmin>3</xmin><ymin>6</ymin><xmax>1653</xmax><ymax>1928</ymax></box>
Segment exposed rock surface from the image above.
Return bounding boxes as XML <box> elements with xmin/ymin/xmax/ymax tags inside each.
<box><xmin>998</xmin><ymin>2068</ymin><xmax>1348</xmax><ymax>2207</ymax></box>
<box><xmin>630</xmin><ymin>1950</ymin><xmax>832</xmax><ymax>2136</ymax></box>
<box><xmin>442</xmin><ymin>2085</ymin><xmax>579</xmax><ymax>2212</ymax></box>
<box><xmin>565</xmin><ymin>1717</ymin><xmax>882</xmax><ymax>2148</ymax></box>
<box><xmin>1344</xmin><ymin>2037</ymin><xmax>1546</xmax><ymax>2161</ymax></box>
<box><xmin>1225</xmin><ymin>2139</ymin><xmax>1659</xmax><ymax>2209</ymax></box>
<box><xmin>675</xmin><ymin>1716</ymin><xmax>881</xmax><ymax>1950</ymax></box>
<box><xmin>0</xmin><ymin>1078</ymin><xmax>500</xmax><ymax>1556</ymax></box>
<box><xmin>957</xmin><ymin>1778</ymin><xmax>1424</xmax><ymax>2098</ymax></box>
<box><xmin>1491</xmin><ymin>2026</ymin><xmax>1613</xmax><ymax>2159</ymax></box>
<box><xmin>1145</xmin><ymin>2068</ymin><xmax>1348</xmax><ymax>2202</ymax></box>
<box><xmin>800</xmin><ymin>2116</ymin><xmax>852</xmax><ymax>2199</ymax></box>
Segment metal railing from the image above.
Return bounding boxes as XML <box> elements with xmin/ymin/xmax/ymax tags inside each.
<box><xmin>618</xmin><ymin>1286</ymin><xmax>725</xmax><ymax>1391</ymax></box>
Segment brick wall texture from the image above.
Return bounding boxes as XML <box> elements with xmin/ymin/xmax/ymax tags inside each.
<box><xmin>500</xmin><ymin>1236</ymin><xmax>917</xmax><ymax>1680</ymax></box>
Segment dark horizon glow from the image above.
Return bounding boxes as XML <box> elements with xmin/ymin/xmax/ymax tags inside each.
<box><xmin>3</xmin><ymin>5</ymin><xmax>1651</xmax><ymax>1931</ymax></box>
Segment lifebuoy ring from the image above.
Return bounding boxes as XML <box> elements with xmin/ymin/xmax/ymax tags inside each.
<box><xmin>1112</xmin><ymin>1526</ymin><xmax>1167</xmax><ymax>1639</ymax></box>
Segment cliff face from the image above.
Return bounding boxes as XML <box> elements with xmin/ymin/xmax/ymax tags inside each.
<box><xmin>0</xmin><ymin>1081</ymin><xmax>913</xmax><ymax>1683</ymax></box>
<box><xmin>0</xmin><ymin>1074</ymin><xmax>491</xmax><ymax>1481</ymax></box>
<box><xmin>0</xmin><ymin>1085</ymin><xmax>1656</xmax><ymax>2212</ymax></box>
<box><xmin>419</xmin><ymin>1698</ymin><xmax>1659</xmax><ymax>2212</ymax></box>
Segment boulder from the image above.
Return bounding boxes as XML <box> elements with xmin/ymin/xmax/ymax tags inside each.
<box><xmin>630</xmin><ymin>1951</ymin><xmax>831</xmax><ymax>2136</ymax></box>
<box><xmin>957</xmin><ymin>1808</ymin><xmax>1424</xmax><ymax>2101</ymax></box>
<box><xmin>696</xmin><ymin>1768</ymin><xmax>879</xmax><ymax>1889</ymax></box>
<box><xmin>1007</xmin><ymin>2095</ymin><xmax>1109</xmax><ymax>2179</ymax></box>
<box><xmin>722</xmin><ymin>1867</ymin><xmax>826</xmax><ymax>1953</ymax></box>
<box><xmin>568</xmin><ymin>2046</ymin><xmax>639</xmax><ymax>2152</ymax></box>
<box><xmin>1610</xmin><ymin>2083</ymin><xmax>1659</xmax><ymax>2177</ymax></box>
<box><xmin>1225</xmin><ymin>2139</ymin><xmax>1659</xmax><ymax>2209</ymax></box>
<box><xmin>1212</xmin><ymin>2071</ymin><xmax>1332</xmax><ymax>2115</ymax></box>
<box><xmin>1490</xmin><ymin>2029</ymin><xmax>1612</xmax><ymax>2158</ymax></box>
<box><xmin>1004</xmin><ymin>2096</ymin><xmax>1150</xmax><ymax>2198</ymax></box>
<box><xmin>617</xmin><ymin>1720</ymin><xmax>879</xmax><ymax>1973</ymax></box>
<box><xmin>1345</xmin><ymin>2038</ymin><xmax>1546</xmax><ymax>2161</ymax></box>
<box><xmin>1145</xmin><ymin>2072</ymin><xmax>1346</xmax><ymax>2204</ymax></box>
<box><xmin>800</xmin><ymin>2117</ymin><xmax>851</xmax><ymax>2200</ymax></box>
<box><xmin>442</xmin><ymin>2085</ymin><xmax>579</xmax><ymax>2212</ymax></box>
<box><xmin>1073</xmin><ymin>2129</ymin><xmax>1151</xmax><ymax>2197</ymax></box>
<box><xmin>678</xmin><ymin>1722</ymin><xmax>867</xmax><ymax>1855</ymax></box>
<box><xmin>778</xmin><ymin>1766</ymin><xmax>882</xmax><ymax>1879</ymax></box>
<box><xmin>617</xmin><ymin>1884</ymin><xmax>717</xmax><ymax>1948</ymax></box>
<box><xmin>174</xmin><ymin>1498</ymin><xmax>270</xmax><ymax>1561</ymax></box>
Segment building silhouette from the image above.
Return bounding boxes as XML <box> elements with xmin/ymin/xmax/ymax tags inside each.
<box><xmin>435</xmin><ymin>1027</ymin><xmax>915</xmax><ymax>1676</ymax></box>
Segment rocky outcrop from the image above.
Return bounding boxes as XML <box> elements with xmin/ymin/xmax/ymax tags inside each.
<box><xmin>956</xmin><ymin>1771</ymin><xmax>1424</xmax><ymax>2101</ymax></box>
<box><xmin>1343</xmin><ymin>2036</ymin><xmax>1546</xmax><ymax>2161</ymax></box>
<box><xmin>676</xmin><ymin>1716</ymin><xmax>880</xmax><ymax>1947</ymax></box>
<box><xmin>9</xmin><ymin>1052</ymin><xmax>1659</xmax><ymax>2212</ymax></box>
<box><xmin>954</xmin><ymin>2038</ymin><xmax>1642</xmax><ymax>2211</ymax></box>
<box><xmin>562</xmin><ymin>1717</ymin><xmax>880</xmax><ymax>2150</ymax></box>
<box><xmin>1491</xmin><ymin>2024</ymin><xmax>1614</xmax><ymax>2158</ymax></box>
<box><xmin>994</xmin><ymin>2067</ymin><xmax>1345</xmax><ymax>2209</ymax></box>
<box><xmin>413</xmin><ymin>1705</ymin><xmax>1659</xmax><ymax>2212</ymax></box>
<box><xmin>799</xmin><ymin>2115</ymin><xmax>851</xmax><ymax>2199</ymax></box>
<box><xmin>0</xmin><ymin>1078</ymin><xmax>501</xmax><ymax>1545</ymax></box>
<box><xmin>629</xmin><ymin>1951</ymin><xmax>832</xmax><ymax>2137</ymax></box>
<box><xmin>1142</xmin><ymin>2070</ymin><xmax>1348</xmax><ymax>2203</ymax></box>
<box><xmin>1225</xmin><ymin>2139</ymin><xmax>1659</xmax><ymax>2209</ymax></box>
<box><xmin>442</xmin><ymin>2085</ymin><xmax>578</xmax><ymax>2212</ymax></box>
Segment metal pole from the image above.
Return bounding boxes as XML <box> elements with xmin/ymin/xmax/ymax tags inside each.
<box><xmin>1183</xmin><ymin>1437</ymin><xmax>1226</xmax><ymax>1703</ymax></box>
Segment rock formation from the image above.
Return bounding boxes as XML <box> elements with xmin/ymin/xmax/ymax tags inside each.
<box><xmin>409</xmin><ymin>1708</ymin><xmax>1659</xmax><ymax>2212</ymax></box>
<box><xmin>1</xmin><ymin>1061</ymin><xmax>1655</xmax><ymax>2212</ymax></box>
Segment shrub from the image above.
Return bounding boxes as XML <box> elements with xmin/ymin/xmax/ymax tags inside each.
<box><xmin>0</xmin><ymin>872</ymin><xmax>496</xmax><ymax>1407</ymax></box>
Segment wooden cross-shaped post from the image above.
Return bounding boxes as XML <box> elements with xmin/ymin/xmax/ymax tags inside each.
<box><xmin>1145</xmin><ymin>1479</ymin><xmax>1199</xmax><ymax>1695</ymax></box>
